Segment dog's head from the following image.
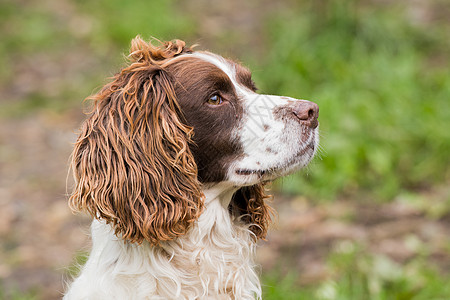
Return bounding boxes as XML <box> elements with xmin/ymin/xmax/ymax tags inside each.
<box><xmin>70</xmin><ymin>37</ymin><xmax>319</xmax><ymax>244</ymax></box>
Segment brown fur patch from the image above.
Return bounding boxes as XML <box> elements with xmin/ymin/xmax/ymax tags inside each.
<box><xmin>69</xmin><ymin>36</ymin><xmax>273</xmax><ymax>243</ymax></box>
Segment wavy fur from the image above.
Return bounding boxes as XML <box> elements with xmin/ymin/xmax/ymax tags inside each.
<box><xmin>65</xmin><ymin>36</ymin><xmax>318</xmax><ymax>299</ymax></box>
<box><xmin>69</xmin><ymin>38</ymin><xmax>203</xmax><ymax>245</ymax></box>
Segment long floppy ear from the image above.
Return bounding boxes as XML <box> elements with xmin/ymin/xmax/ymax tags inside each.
<box><xmin>229</xmin><ymin>184</ymin><xmax>274</xmax><ymax>240</ymax></box>
<box><xmin>69</xmin><ymin>37</ymin><xmax>203</xmax><ymax>245</ymax></box>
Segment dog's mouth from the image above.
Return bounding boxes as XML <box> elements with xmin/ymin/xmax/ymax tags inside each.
<box><xmin>235</xmin><ymin>168</ymin><xmax>267</xmax><ymax>177</ymax></box>
<box><xmin>235</xmin><ymin>139</ymin><xmax>316</xmax><ymax>180</ymax></box>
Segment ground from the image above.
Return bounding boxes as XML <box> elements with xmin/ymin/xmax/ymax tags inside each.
<box><xmin>0</xmin><ymin>111</ymin><xmax>449</xmax><ymax>298</ymax></box>
<box><xmin>0</xmin><ymin>0</ymin><xmax>449</xmax><ymax>298</ymax></box>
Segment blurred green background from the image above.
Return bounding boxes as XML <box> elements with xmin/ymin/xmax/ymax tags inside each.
<box><xmin>0</xmin><ymin>0</ymin><xmax>449</xmax><ymax>299</ymax></box>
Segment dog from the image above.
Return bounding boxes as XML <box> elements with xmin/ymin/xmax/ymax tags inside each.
<box><xmin>64</xmin><ymin>36</ymin><xmax>319</xmax><ymax>299</ymax></box>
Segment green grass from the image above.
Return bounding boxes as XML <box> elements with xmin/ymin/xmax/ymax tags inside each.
<box><xmin>263</xmin><ymin>242</ymin><xmax>450</xmax><ymax>300</ymax></box>
<box><xmin>65</xmin><ymin>251</ymin><xmax>90</xmax><ymax>278</ymax></box>
<box><xmin>1</xmin><ymin>0</ymin><xmax>449</xmax><ymax>298</ymax></box>
<box><xmin>75</xmin><ymin>0</ymin><xmax>196</xmax><ymax>51</ymax></box>
<box><xmin>0</xmin><ymin>284</ymin><xmax>37</xmax><ymax>300</ymax></box>
<box><xmin>3</xmin><ymin>0</ymin><xmax>448</xmax><ymax>200</ymax></box>
<box><xmin>250</xmin><ymin>1</ymin><xmax>450</xmax><ymax>200</ymax></box>
<box><xmin>0</xmin><ymin>0</ymin><xmax>196</xmax><ymax>118</ymax></box>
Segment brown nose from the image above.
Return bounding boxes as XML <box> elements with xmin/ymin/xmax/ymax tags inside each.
<box><xmin>292</xmin><ymin>100</ymin><xmax>319</xmax><ymax>128</ymax></box>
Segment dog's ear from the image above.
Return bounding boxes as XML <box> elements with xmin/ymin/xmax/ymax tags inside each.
<box><xmin>229</xmin><ymin>184</ymin><xmax>274</xmax><ymax>240</ymax></box>
<box><xmin>69</xmin><ymin>37</ymin><xmax>203</xmax><ymax>245</ymax></box>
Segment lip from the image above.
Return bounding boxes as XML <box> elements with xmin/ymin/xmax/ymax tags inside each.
<box><xmin>235</xmin><ymin>140</ymin><xmax>316</xmax><ymax>178</ymax></box>
<box><xmin>235</xmin><ymin>169</ymin><xmax>266</xmax><ymax>176</ymax></box>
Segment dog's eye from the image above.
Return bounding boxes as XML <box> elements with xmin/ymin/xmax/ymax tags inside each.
<box><xmin>207</xmin><ymin>94</ymin><xmax>224</xmax><ymax>106</ymax></box>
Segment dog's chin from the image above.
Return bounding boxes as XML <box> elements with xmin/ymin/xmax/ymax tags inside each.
<box><xmin>230</xmin><ymin>138</ymin><xmax>318</xmax><ymax>186</ymax></box>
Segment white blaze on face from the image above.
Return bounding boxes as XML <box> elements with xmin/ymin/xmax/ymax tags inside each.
<box><xmin>192</xmin><ymin>52</ymin><xmax>319</xmax><ymax>185</ymax></box>
<box><xmin>231</xmin><ymin>92</ymin><xmax>319</xmax><ymax>185</ymax></box>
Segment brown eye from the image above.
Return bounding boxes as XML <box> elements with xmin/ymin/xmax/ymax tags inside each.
<box><xmin>207</xmin><ymin>94</ymin><xmax>224</xmax><ymax>106</ymax></box>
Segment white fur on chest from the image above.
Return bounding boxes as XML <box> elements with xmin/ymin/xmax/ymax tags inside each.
<box><xmin>64</xmin><ymin>186</ymin><xmax>261</xmax><ymax>300</ymax></box>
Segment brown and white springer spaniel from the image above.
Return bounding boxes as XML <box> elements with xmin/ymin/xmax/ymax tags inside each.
<box><xmin>64</xmin><ymin>37</ymin><xmax>319</xmax><ymax>300</ymax></box>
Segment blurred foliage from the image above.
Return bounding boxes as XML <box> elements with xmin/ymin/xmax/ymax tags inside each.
<box><xmin>252</xmin><ymin>1</ymin><xmax>450</xmax><ymax>200</ymax></box>
<box><xmin>0</xmin><ymin>0</ymin><xmax>194</xmax><ymax>55</ymax></box>
<box><xmin>1</xmin><ymin>0</ymin><xmax>449</xmax><ymax>298</ymax></box>
<box><xmin>0</xmin><ymin>284</ymin><xmax>37</xmax><ymax>300</ymax></box>
<box><xmin>0</xmin><ymin>0</ymin><xmax>195</xmax><ymax>116</ymax></box>
<box><xmin>74</xmin><ymin>0</ymin><xmax>196</xmax><ymax>50</ymax></box>
<box><xmin>264</xmin><ymin>241</ymin><xmax>450</xmax><ymax>299</ymax></box>
<box><xmin>65</xmin><ymin>251</ymin><xmax>89</xmax><ymax>278</ymax></box>
<box><xmin>1</xmin><ymin>0</ymin><xmax>448</xmax><ymax>200</ymax></box>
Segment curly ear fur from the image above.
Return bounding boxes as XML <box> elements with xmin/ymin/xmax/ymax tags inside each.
<box><xmin>229</xmin><ymin>184</ymin><xmax>274</xmax><ymax>240</ymax></box>
<box><xmin>69</xmin><ymin>37</ymin><xmax>204</xmax><ymax>245</ymax></box>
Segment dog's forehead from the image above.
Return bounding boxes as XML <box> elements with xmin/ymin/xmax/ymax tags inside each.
<box><xmin>189</xmin><ymin>52</ymin><xmax>236</xmax><ymax>79</ymax></box>
<box><xmin>187</xmin><ymin>52</ymin><xmax>253</xmax><ymax>94</ymax></box>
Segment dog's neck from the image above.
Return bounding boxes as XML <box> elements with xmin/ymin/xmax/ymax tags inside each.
<box><xmin>72</xmin><ymin>184</ymin><xmax>261</xmax><ymax>299</ymax></box>
<box><xmin>202</xmin><ymin>182</ymin><xmax>239</xmax><ymax>208</ymax></box>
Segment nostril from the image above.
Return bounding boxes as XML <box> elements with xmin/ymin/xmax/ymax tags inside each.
<box><xmin>291</xmin><ymin>101</ymin><xmax>319</xmax><ymax>128</ymax></box>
